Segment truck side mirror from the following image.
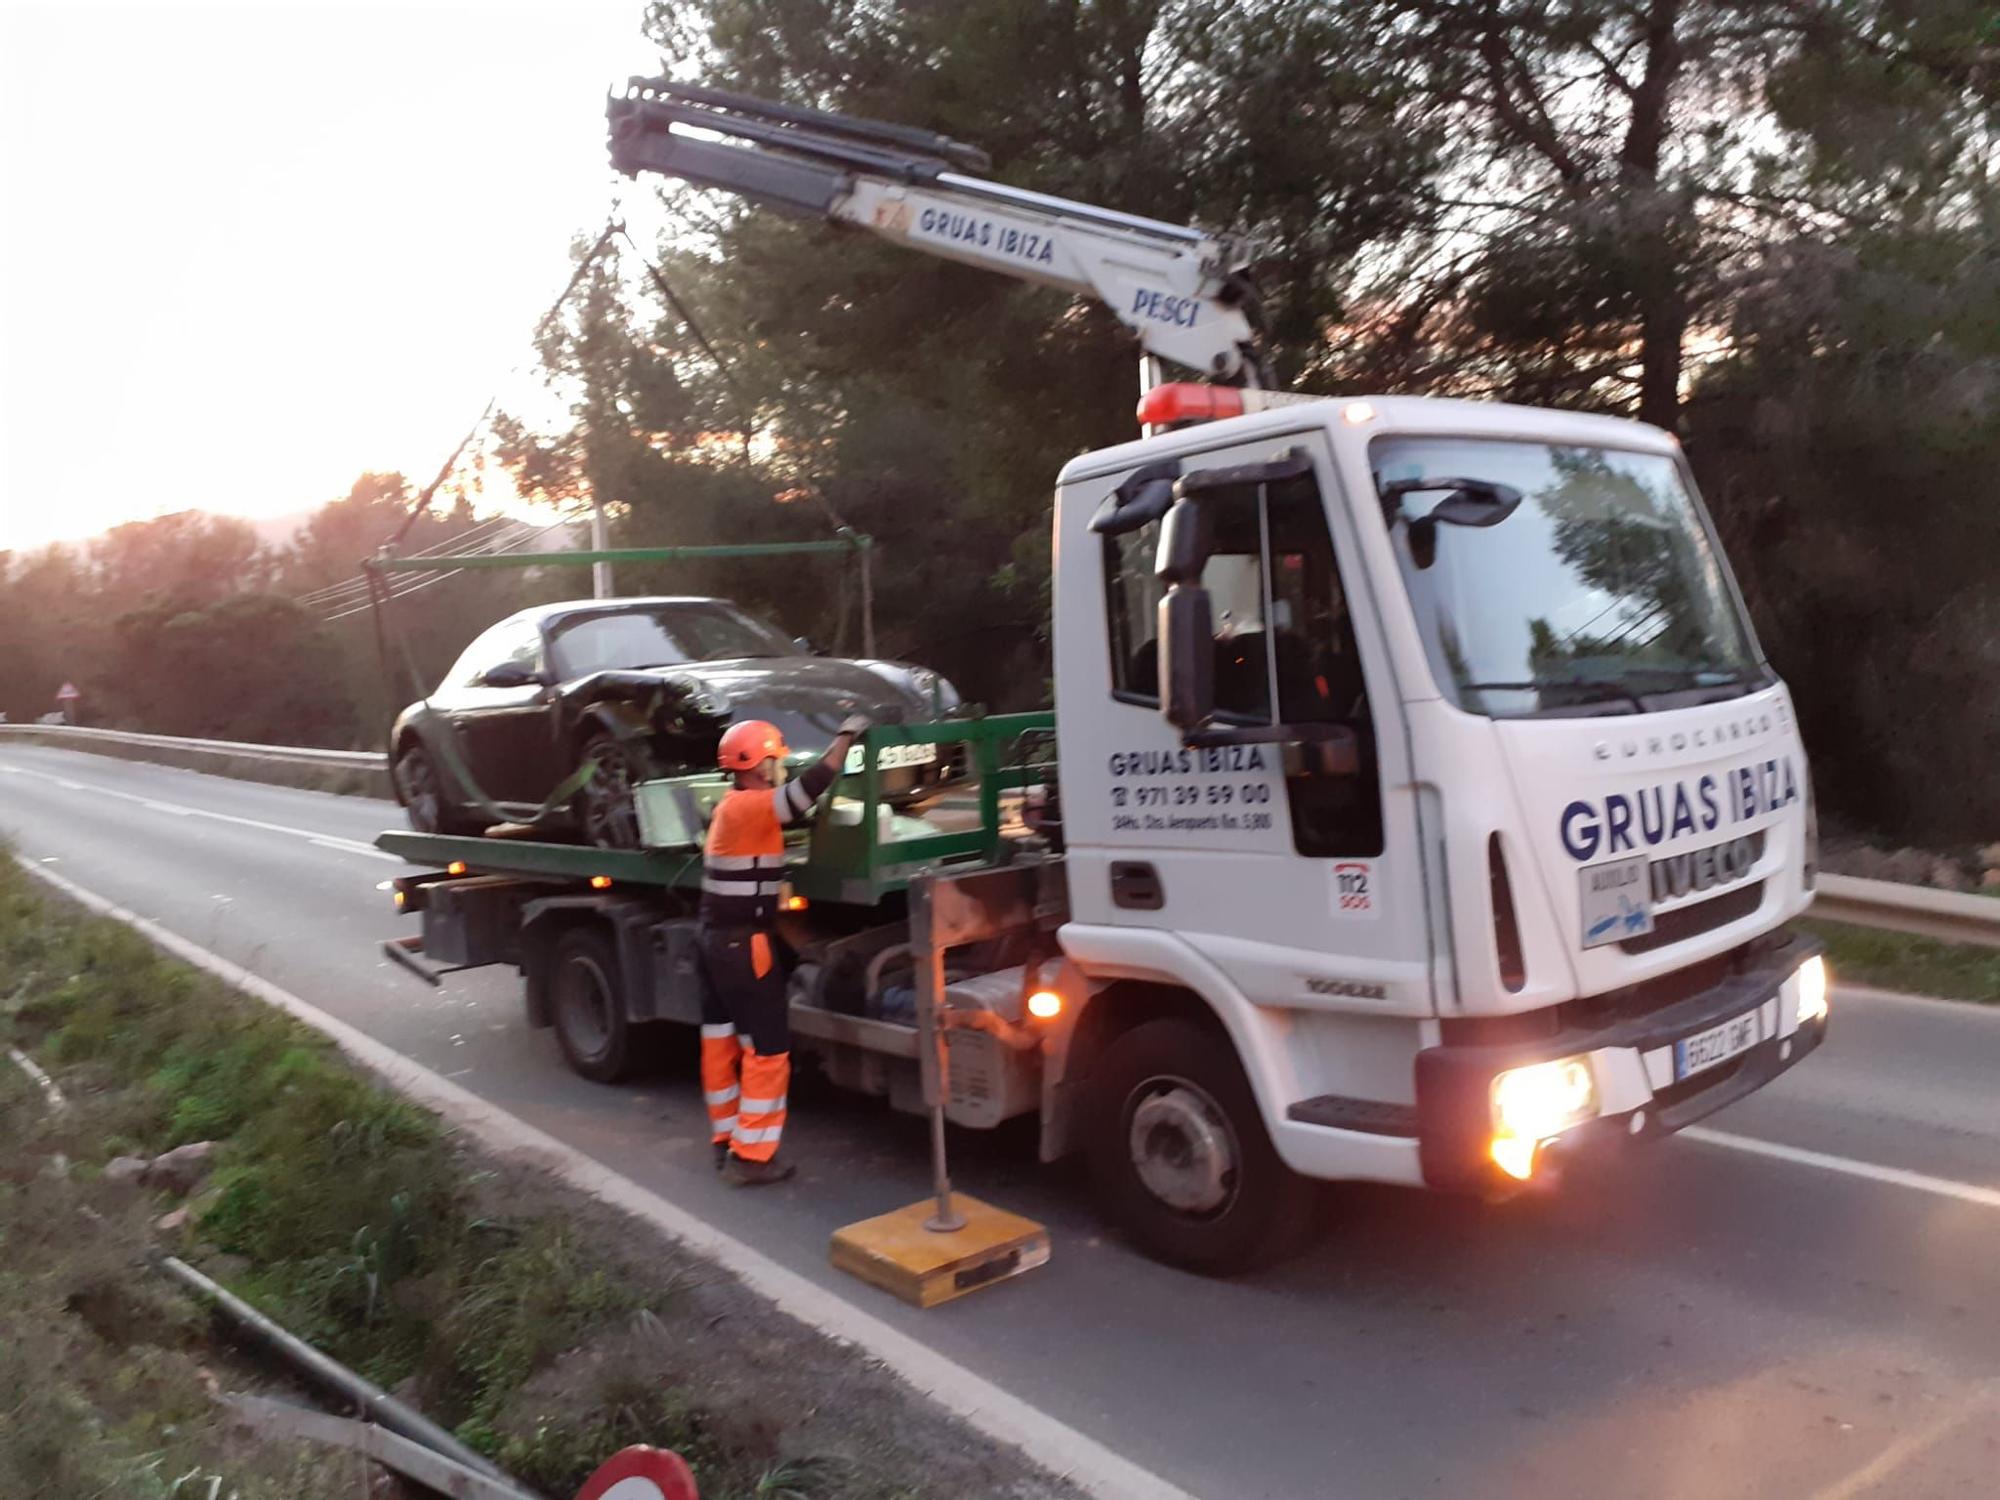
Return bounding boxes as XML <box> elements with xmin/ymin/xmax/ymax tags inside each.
<box><xmin>1155</xmin><ymin>495</ymin><xmax>1215</xmax><ymax>732</ymax></box>
<box><xmin>1158</xmin><ymin>587</ymin><xmax>1214</xmax><ymax>730</ymax></box>
<box><xmin>1155</xmin><ymin>495</ymin><xmax>1211</xmax><ymax>585</ymax></box>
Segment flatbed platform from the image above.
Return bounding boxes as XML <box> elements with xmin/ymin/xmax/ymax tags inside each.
<box><xmin>376</xmin><ymin>712</ymin><xmax>1057</xmax><ymax>904</ymax></box>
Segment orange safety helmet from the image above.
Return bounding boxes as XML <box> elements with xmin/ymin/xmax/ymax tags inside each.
<box><xmin>717</xmin><ymin>718</ymin><xmax>788</xmax><ymax>771</ymax></box>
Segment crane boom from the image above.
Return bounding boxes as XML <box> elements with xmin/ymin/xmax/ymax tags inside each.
<box><xmin>606</xmin><ymin>79</ymin><xmax>1263</xmax><ymax>385</ymax></box>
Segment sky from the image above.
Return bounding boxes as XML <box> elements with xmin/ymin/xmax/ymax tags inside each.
<box><xmin>0</xmin><ymin>0</ymin><xmax>669</xmax><ymax>552</ymax></box>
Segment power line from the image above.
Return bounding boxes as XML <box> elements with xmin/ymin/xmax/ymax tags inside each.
<box><xmin>296</xmin><ymin>513</ymin><xmax>525</xmax><ymax>607</ymax></box>
<box><xmin>383</xmin><ymin>219</ymin><xmax>625</xmax><ymax>552</ymax></box>
<box><xmin>320</xmin><ymin>507</ymin><xmax>590</xmax><ymax>623</ymax></box>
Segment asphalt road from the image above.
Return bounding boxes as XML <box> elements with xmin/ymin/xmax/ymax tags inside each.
<box><xmin>4</xmin><ymin>743</ymin><xmax>1997</xmax><ymax>1500</ymax></box>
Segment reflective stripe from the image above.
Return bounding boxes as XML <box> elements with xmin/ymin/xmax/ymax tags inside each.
<box><xmin>702</xmin><ymin>877</ymin><xmax>782</xmax><ymax>896</ymax></box>
<box><xmin>710</xmin><ymin>1116</ymin><xmax>737</xmax><ymax>1138</ymax></box>
<box><xmin>738</xmin><ymin>1094</ymin><xmax>787</xmax><ymax>1116</ymax></box>
<box><xmin>774</xmin><ymin>780</ymin><xmax>812</xmax><ymax>823</ymax></box>
<box><xmin>732</xmin><ymin>1124</ymin><xmax>784</xmax><ymax>1145</ymax></box>
<box><xmin>700</xmin><ymin>1023</ymin><xmax>737</xmax><ymax>1040</ymax></box>
<box><xmin>707</xmin><ymin>852</ymin><xmax>784</xmax><ymax>871</ymax></box>
<box><xmin>704</xmin><ymin>1085</ymin><xmax>740</xmax><ymax>1106</ymax></box>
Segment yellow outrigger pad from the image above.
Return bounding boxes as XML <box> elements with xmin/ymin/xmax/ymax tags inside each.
<box><xmin>830</xmin><ymin>1196</ymin><xmax>1050</xmax><ymax>1308</ymax></box>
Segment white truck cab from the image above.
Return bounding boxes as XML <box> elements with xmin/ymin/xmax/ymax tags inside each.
<box><xmin>1046</xmin><ymin>389</ymin><xmax>1825</xmax><ymax>1242</ymax></box>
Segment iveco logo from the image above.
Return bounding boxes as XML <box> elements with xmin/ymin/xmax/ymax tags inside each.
<box><xmin>1592</xmin><ymin>709</ymin><xmax>1777</xmax><ymax>763</ymax></box>
<box><xmin>1650</xmin><ymin>831</ymin><xmax>1765</xmax><ymax>901</ymax></box>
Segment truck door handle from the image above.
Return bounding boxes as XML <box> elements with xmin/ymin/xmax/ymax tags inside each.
<box><xmin>1110</xmin><ymin>861</ymin><xmax>1163</xmax><ymax>910</ymax></box>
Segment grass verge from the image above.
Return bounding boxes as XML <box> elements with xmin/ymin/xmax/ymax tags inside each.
<box><xmin>1801</xmin><ymin>919</ymin><xmax>2000</xmax><ymax>1005</ymax></box>
<box><xmin>0</xmin><ymin>858</ymin><xmax>1079</xmax><ymax>1500</ymax></box>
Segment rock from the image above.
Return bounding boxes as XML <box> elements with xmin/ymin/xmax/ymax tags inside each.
<box><xmin>1826</xmin><ymin>846</ymin><xmax>1935</xmax><ymax>886</ymax></box>
<box><xmin>1930</xmin><ymin>859</ymin><xmax>1972</xmax><ymax>894</ymax></box>
<box><xmin>143</xmin><ymin>1141</ymin><xmax>217</xmax><ymax>1195</ymax></box>
<box><xmin>1980</xmin><ymin>842</ymin><xmax>2000</xmax><ymax>872</ymax></box>
<box><xmin>155</xmin><ymin>1206</ymin><xmax>192</xmax><ymax>1235</ymax></box>
<box><xmin>102</xmin><ymin>1155</ymin><xmax>150</xmax><ymax>1187</ymax></box>
<box><xmin>1983</xmin><ymin>868</ymin><xmax>2000</xmax><ymax>892</ymax></box>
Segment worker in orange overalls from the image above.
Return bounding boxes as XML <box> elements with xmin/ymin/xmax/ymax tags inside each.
<box><xmin>700</xmin><ymin>713</ymin><xmax>869</xmax><ymax>1184</ymax></box>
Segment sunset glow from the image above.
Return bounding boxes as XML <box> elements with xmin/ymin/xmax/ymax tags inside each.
<box><xmin>0</xmin><ymin>0</ymin><xmax>662</xmax><ymax>553</ymax></box>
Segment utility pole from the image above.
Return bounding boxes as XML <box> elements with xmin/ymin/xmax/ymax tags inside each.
<box><xmin>591</xmin><ymin>496</ymin><xmax>612</xmax><ymax>598</ymax></box>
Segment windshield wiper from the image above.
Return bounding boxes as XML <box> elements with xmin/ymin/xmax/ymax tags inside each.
<box><xmin>1460</xmin><ymin>678</ymin><xmax>1647</xmax><ymax>712</ymax></box>
<box><xmin>1615</xmin><ymin>665</ymin><xmax>1766</xmax><ymax>694</ymax></box>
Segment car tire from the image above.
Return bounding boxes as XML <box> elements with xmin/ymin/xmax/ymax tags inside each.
<box><xmin>394</xmin><ymin>742</ymin><xmax>481</xmax><ymax>836</ymax></box>
<box><xmin>1086</xmin><ymin>1017</ymin><xmax>1319</xmax><ymax>1275</ymax></box>
<box><xmin>550</xmin><ymin>924</ymin><xmax>635</xmax><ymax>1083</ymax></box>
<box><xmin>575</xmin><ymin>732</ymin><xmax>651</xmax><ymax>849</ymax></box>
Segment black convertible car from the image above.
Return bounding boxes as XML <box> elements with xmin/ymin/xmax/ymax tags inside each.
<box><xmin>391</xmin><ymin>597</ymin><xmax>961</xmax><ymax>847</ymax></box>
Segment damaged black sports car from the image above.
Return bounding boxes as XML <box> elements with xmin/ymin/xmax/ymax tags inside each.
<box><xmin>391</xmin><ymin>597</ymin><xmax>961</xmax><ymax>847</ymax></box>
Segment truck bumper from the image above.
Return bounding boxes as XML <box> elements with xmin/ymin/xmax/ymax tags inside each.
<box><xmin>1413</xmin><ymin>930</ymin><xmax>1828</xmax><ymax>1194</ymax></box>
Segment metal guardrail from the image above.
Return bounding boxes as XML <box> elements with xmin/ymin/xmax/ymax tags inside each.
<box><xmin>1813</xmin><ymin>873</ymin><xmax>2000</xmax><ymax>951</ymax></box>
<box><xmin>0</xmin><ymin>721</ymin><xmax>384</xmax><ymax>771</ymax></box>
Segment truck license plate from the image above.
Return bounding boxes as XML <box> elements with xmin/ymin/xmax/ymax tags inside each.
<box><xmin>845</xmin><ymin>741</ymin><xmax>938</xmax><ymax>774</ymax></box>
<box><xmin>1673</xmin><ymin>1009</ymin><xmax>1761</xmax><ymax>1081</ymax></box>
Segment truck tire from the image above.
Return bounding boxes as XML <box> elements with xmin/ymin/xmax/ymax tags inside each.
<box><xmin>1086</xmin><ymin>1018</ymin><xmax>1318</xmax><ymax>1274</ymax></box>
<box><xmin>550</xmin><ymin>925</ymin><xmax>636</xmax><ymax>1083</ymax></box>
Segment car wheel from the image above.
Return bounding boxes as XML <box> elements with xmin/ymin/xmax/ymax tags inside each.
<box><xmin>575</xmin><ymin>732</ymin><xmax>649</xmax><ymax>849</ymax></box>
<box><xmin>395</xmin><ymin>742</ymin><xmax>480</xmax><ymax>836</ymax></box>
<box><xmin>550</xmin><ymin>924</ymin><xmax>635</xmax><ymax>1082</ymax></box>
<box><xmin>1086</xmin><ymin>1018</ymin><xmax>1319</xmax><ymax>1274</ymax></box>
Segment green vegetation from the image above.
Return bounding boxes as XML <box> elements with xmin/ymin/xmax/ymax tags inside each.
<box><xmin>1808</xmin><ymin>918</ymin><xmax>2000</xmax><ymax>1004</ymax></box>
<box><xmin>0</xmin><ymin>860</ymin><xmax>1074</xmax><ymax>1499</ymax></box>
<box><xmin>1803</xmin><ymin>920</ymin><xmax>2000</xmax><ymax>1006</ymax></box>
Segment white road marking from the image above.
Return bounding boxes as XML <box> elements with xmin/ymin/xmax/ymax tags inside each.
<box><xmin>0</xmin><ymin>760</ymin><xmax>398</xmax><ymax>864</ymax></box>
<box><xmin>14</xmin><ymin>855</ymin><xmax>1204</xmax><ymax>1500</ymax></box>
<box><xmin>1684</xmin><ymin>1126</ymin><xmax>2000</xmax><ymax>1211</ymax></box>
<box><xmin>313</xmin><ymin>836</ymin><xmax>401</xmax><ymax>862</ymax></box>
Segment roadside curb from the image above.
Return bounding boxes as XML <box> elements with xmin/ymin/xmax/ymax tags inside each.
<box><xmin>12</xmin><ymin>854</ymin><xmax>1206</xmax><ymax>1500</ymax></box>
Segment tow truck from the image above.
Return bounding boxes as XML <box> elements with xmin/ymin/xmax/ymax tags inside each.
<box><xmin>375</xmin><ymin>82</ymin><xmax>1829</xmax><ymax>1272</ymax></box>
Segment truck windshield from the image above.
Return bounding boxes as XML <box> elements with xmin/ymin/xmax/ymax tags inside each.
<box><xmin>1373</xmin><ymin>436</ymin><xmax>1761</xmax><ymax>718</ymax></box>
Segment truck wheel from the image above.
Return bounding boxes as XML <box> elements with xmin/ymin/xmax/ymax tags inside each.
<box><xmin>1086</xmin><ymin>1018</ymin><xmax>1318</xmax><ymax>1274</ymax></box>
<box><xmin>551</xmin><ymin>925</ymin><xmax>635</xmax><ymax>1082</ymax></box>
<box><xmin>395</xmin><ymin>743</ymin><xmax>481</xmax><ymax>836</ymax></box>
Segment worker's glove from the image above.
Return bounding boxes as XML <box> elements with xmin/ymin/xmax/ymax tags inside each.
<box><xmin>837</xmin><ymin>713</ymin><xmax>872</xmax><ymax>738</ymax></box>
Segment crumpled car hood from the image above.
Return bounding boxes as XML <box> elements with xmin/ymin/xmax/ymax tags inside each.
<box><xmin>632</xmin><ymin>656</ymin><xmax>933</xmax><ymax>750</ymax></box>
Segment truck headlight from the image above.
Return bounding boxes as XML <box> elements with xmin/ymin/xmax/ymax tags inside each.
<box><xmin>1491</xmin><ymin>1056</ymin><xmax>1598</xmax><ymax>1150</ymax></box>
<box><xmin>1796</xmin><ymin>955</ymin><xmax>1829</xmax><ymax>1025</ymax></box>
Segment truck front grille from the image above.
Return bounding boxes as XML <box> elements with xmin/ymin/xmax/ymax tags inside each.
<box><xmin>1619</xmin><ymin>882</ymin><xmax>1763</xmax><ymax>955</ymax></box>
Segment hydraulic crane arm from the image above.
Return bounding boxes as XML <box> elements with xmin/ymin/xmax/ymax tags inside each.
<box><xmin>606</xmin><ymin>79</ymin><xmax>1264</xmax><ymax>385</ymax></box>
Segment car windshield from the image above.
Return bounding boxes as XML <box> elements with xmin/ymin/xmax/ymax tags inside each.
<box><xmin>547</xmin><ymin>602</ymin><xmax>795</xmax><ymax>677</ymax></box>
<box><xmin>1373</xmin><ymin>436</ymin><xmax>1761</xmax><ymax>719</ymax></box>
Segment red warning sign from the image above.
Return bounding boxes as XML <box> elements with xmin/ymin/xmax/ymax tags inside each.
<box><xmin>573</xmin><ymin>1445</ymin><xmax>699</xmax><ymax>1500</ymax></box>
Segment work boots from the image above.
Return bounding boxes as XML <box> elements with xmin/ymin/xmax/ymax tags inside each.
<box><xmin>725</xmin><ymin>1153</ymin><xmax>795</xmax><ymax>1186</ymax></box>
